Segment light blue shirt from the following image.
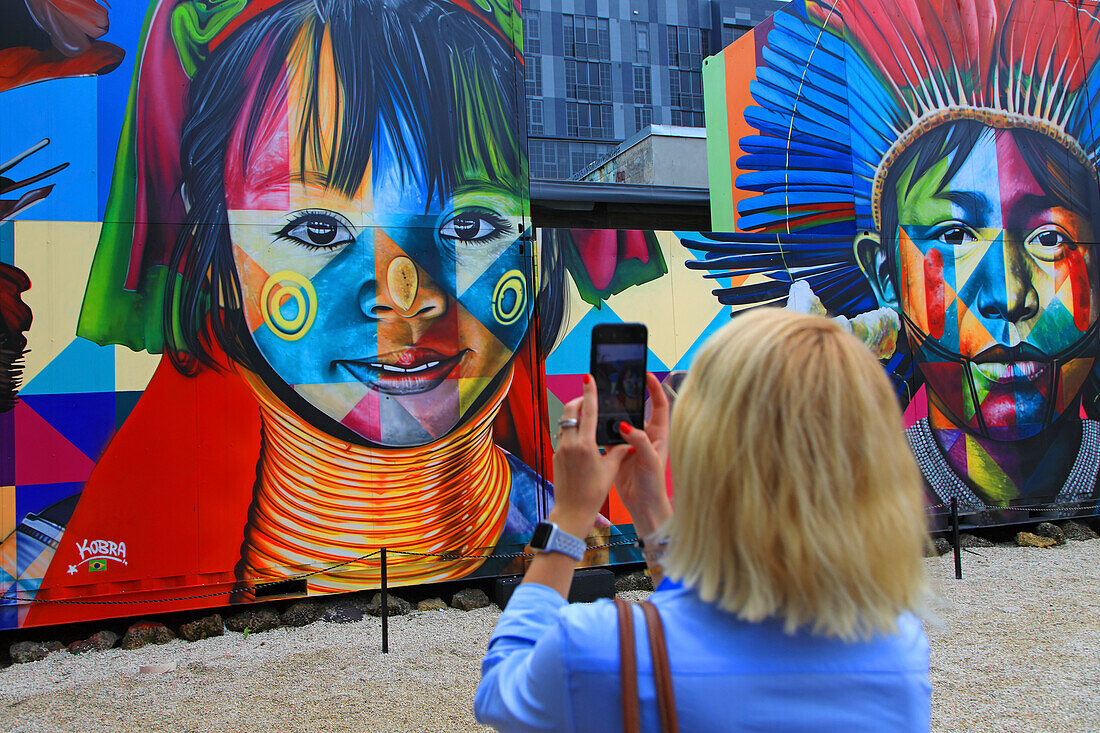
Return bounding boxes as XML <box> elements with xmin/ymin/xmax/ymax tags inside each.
<box><xmin>475</xmin><ymin>580</ymin><xmax>930</xmax><ymax>732</ymax></box>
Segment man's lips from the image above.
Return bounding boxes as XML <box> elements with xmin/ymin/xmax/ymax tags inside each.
<box><xmin>333</xmin><ymin>349</ymin><xmax>467</xmax><ymax>395</ymax></box>
<box><xmin>971</xmin><ymin>361</ymin><xmax>1046</xmax><ymax>383</ymax></box>
<box><xmin>969</xmin><ymin>344</ymin><xmax>1049</xmax><ymax>384</ymax></box>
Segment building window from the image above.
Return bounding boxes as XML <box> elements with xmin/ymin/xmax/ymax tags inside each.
<box><xmin>564</xmin><ymin>14</ymin><xmax>610</xmax><ymax>60</ymax></box>
<box><xmin>722</xmin><ymin>22</ymin><xmax>751</xmax><ymax>49</ymax></box>
<box><xmin>633</xmin><ymin>66</ymin><xmax>651</xmax><ymax>105</ymax></box>
<box><xmin>568</xmin><ymin>142</ymin><xmax>616</xmax><ymax>178</ymax></box>
<box><xmin>668</xmin><ymin>26</ymin><xmax>706</xmax><ymax>128</ymax></box>
<box><xmin>526</xmin><ymin>58</ymin><xmax>542</xmax><ymax>98</ymax></box>
<box><xmin>669</xmin><ymin>69</ymin><xmax>703</xmax><ymax>112</ymax></box>
<box><xmin>634</xmin><ymin>22</ymin><xmax>649</xmax><ymax>64</ymax></box>
<box><xmin>566</xmin><ymin>60</ymin><xmax>611</xmax><ymax>102</ymax></box>
<box><xmin>566</xmin><ymin>101</ymin><xmax>613</xmax><ymax>139</ymax></box>
<box><xmin>528</xmin><ymin>139</ymin><xmax>545</xmax><ymax>179</ymax></box>
<box><xmin>528</xmin><ymin>139</ymin><xmax>560</xmax><ymax>179</ymax></box>
<box><xmin>525</xmin><ymin>15</ymin><xmax>541</xmax><ymax>54</ymax></box>
<box><xmin>668</xmin><ymin>25</ymin><xmax>706</xmax><ymax>69</ymax></box>
<box><xmin>669</xmin><ymin>109</ymin><xmax>704</xmax><ymax>127</ymax></box>
<box><xmin>634</xmin><ymin>106</ymin><xmax>653</xmax><ymax>133</ymax></box>
<box><xmin>527</xmin><ymin>99</ymin><xmax>543</xmax><ymax>135</ymax></box>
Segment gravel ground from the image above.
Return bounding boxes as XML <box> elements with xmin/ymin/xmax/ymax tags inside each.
<box><xmin>1</xmin><ymin>541</ymin><xmax>1097</xmax><ymax>733</ymax></box>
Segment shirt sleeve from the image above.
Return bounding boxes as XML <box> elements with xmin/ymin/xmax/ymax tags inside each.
<box><xmin>474</xmin><ymin>582</ymin><xmax>575</xmax><ymax>732</ymax></box>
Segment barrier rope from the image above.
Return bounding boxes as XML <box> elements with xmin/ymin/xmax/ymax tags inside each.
<box><xmin>0</xmin><ymin>540</ymin><xmax>640</xmax><ymax>607</ymax></box>
<box><xmin>3</xmin><ymin>501</ymin><xmax>1097</xmax><ymax>607</ymax></box>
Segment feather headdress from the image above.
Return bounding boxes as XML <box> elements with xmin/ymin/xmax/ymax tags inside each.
<box><xmin>686</xmin><ymin>0</ymin><xmax>1100</xmax><ymax>314</ymax></box>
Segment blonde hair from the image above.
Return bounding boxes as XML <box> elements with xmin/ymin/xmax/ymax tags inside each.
<box><xmin>663</xmin><ymin>308</ymin><xmax>927</xmax><ymax>640</ymax></box>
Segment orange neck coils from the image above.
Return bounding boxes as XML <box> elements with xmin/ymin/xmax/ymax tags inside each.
<box><xmin>236</xmin><ymin>368</ymin><xmax>514</xmax><ymax>592</ymax></box>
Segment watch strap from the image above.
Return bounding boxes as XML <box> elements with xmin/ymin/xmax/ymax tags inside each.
<box><xmin>532</xmin><ymin>521</ymin><xmax>587</xmax><ymax>561</ymax></box>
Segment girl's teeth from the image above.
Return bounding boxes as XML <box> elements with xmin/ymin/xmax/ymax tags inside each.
<box><xmin>374</xmin><ymin>361</ymin><xmax>442</xmax><ymax>373</ymax></box>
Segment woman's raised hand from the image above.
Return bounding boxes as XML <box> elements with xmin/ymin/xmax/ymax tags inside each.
<box><xmin>613</xmin><ymin>372</ymin><xmax>673</xmax><ymax>540</ymax></box>
<box><xmin>548</xmin><ymin>375</ymin><xmax>632</xmax><ymax>539</ymax></box>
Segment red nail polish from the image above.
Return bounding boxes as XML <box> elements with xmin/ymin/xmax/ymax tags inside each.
<box><xmin>583</xmin><ymin>374</ymin><xmax>591</xmax><ymax>384</ymax></box>
<box><xmin>627</xmin><ymin>447</ymin><xmax>636</xmax><ymax>455</ymax></box>
<box><xmin>619</xmin><ymin>421</ymin><xmax>632</xmax><ymax>435</ymax></box>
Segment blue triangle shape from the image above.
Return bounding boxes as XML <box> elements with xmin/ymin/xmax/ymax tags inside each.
<box><xmin>673</xmin><ymin>308</ymin><xmax>733</xmax><ymax>371</ymax></box>
<box><xmin>546</xmin><ymin>308</ymin><xmax>623</xmax><ymax>376</ymax></box>
<box><xmin>645</xmin><ymin>345</ymin><xmax>668</xmax><ymax>372</ymax></box>
<box><xmin>545</xmin><ymin>308</ymin><xmax>669</xmax><ymax>375</ymax></box>
<box><xmin>22</xmin><ymin>337</ymin><xmax>114</xmax><ymax>396</ymax></box>
<box><xmin>20</xmin><ymin>393</ymin><xmax>116</xmax><ymax>462</ymax></box>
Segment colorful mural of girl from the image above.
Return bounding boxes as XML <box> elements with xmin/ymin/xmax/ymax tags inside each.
<box><xmin>19</xmin><ymin>0</ymin><xmax>563</xmax><ymax>621</ymax></box>
<box><xmin>689</xmin><ymin>0</ymin><xmax>1100</xmax><ymax>525</ymax></box>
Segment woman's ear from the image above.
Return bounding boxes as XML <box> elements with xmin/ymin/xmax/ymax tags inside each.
<box><xmin>853</xmin><ymin>230</ymin><xmax>900</xmax><ymax>309</ymax></box>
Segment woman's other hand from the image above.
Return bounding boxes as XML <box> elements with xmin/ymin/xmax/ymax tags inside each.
<box><xmin>614</xmin><ymin>372</ymin><xmax>673</xmax><ymax>540</ymax></box>
<box><xmin>548</xmin><ymin>375</ymin><xmax>631</xmax><ymax>540</ymax></box>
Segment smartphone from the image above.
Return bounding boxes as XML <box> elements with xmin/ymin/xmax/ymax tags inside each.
<box><xmin>590</xmin><ymin>323</ymin><xmax>648</xmax><ymax>445</ymax></box>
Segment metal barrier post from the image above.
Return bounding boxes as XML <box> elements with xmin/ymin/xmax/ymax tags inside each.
<box><xmin>951</xmin><ymin>498</ymin><xmax>962</xmax><ymax>580</ymax></box>
<box><xmin>381</xmin><ymin>547</ymin><xmax>389</xmax><ymax>653</ymax></box>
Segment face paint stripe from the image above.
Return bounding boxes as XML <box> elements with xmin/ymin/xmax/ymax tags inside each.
<box><xmin>1066</xmin><ymin>248</ymin><xmax>1092</xmax><ymax>332</ymax></box>
<box><xmin>924</xmin><ymin>246</ymin><xmax>946</xmax><ymax>339</ymax></box>
<box><xmin>898</xmin><ymin>229</ymin><xmax>928</xmax><ymax>331</ymax></box>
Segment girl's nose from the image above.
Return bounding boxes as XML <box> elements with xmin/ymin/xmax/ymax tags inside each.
<box><xmin>358</xmin><ymin>252</ymin><xmax>447</xmax><ymax>330</ymax></box>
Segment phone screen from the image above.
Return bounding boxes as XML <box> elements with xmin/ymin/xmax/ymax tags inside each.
<box><xmin>590</xmin><ymin>324</ymin><xmax>647</xmax><ymax>445</ymax></box>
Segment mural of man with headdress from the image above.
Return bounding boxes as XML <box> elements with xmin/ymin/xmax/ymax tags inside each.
<box><xmin>687</xmin><ymin>0</ymin><xmax>1100</xmax><ymax>524</ymax></box>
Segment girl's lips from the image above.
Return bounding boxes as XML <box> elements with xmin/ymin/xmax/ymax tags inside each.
<box><xmin>334</xmin><ymin>349</ymin><xmax>468</xmax><ymax>395</ymax></box>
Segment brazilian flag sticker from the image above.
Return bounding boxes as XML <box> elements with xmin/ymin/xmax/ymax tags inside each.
<box><xmin>88</xmin><ymin>560</ymin><xmax>107</xmax><ymax>572</ymax></box>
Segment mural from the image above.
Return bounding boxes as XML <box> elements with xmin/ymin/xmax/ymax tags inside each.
<box><xmin>2</xmin><ymin>0</ymin><xmax>559</xmax><ymax>629</ymax></box>
<box><xmin>8</xmin><ymin>0</ymin><xmax>1094</xmax><ymax>632</ymax></box>
<box><xmin>696</xmin><ymin>0</ymin><xmax>1100</xmax><ymax>526</ymax></box>
<box><xmin>0</xmin><ymin>0</ymin><xmax>733</xmax><ymax>631</ymax></box>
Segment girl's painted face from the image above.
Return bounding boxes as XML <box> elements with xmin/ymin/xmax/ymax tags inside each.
<box><xmin>892</xmin><ymin>129</ymin><xmax>1098</xmax><ymax>440</ymax></box>
<box><xmin>223</xmin><ymin>54</ymin><xmax>529</xmax><ymax>447</ymax></box>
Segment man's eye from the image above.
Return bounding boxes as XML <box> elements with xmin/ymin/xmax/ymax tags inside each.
<box><xmin>439</xmin><ymin>211</ymin><xmax>508</xmax><ymax>244</ymax></box>
<box><xmin>1032</xmin><ymin>230</ymin><xmax>1067</xmax><ymax>248</ymax></box>
<box><xmin>940</xmin><ymin>227</ymin><xmax>975</xmax><ymax>247</ymax></box>
<box><xmin>275</xmin><ymin>212</ymin><xmax>354</xmax><ymax>250</ymax></box>
<box><xmin>1026</xmin><ymin>227</ymin><xmax>1076</xmax><ymax>260</ymax></box>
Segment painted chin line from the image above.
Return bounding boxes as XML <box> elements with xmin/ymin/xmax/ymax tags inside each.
<box><xmin>333</xmin><ymin>350</ymin><xmax>469</xmax><ymax>395</ymax></box>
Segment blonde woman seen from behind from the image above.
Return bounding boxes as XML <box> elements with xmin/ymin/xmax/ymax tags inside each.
<box><xmin>475</xmin><ymin>309</ymin><xmax>930</xmax><ymax>732</ymax></box>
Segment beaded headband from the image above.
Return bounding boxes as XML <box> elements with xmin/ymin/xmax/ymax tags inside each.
<box><xmin>871</xmin><ymin>107</ymin><xmax>1096</xmax><ymax>230</ymax></box>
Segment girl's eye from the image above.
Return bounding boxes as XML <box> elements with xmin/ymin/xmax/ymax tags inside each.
<box><xmin>940</xmin><ymin>226</ymin><xmax>976</xmax><ymax>247</ymax></box>
<box><xmin>439</xmin><ymin>210</ymin><xmax>508</xmax><ymax>244</ymax></box>
<box><xmin>275</xmin><ymin>212</ymin><xmax>355</xmax><ymax>250</ymax></box>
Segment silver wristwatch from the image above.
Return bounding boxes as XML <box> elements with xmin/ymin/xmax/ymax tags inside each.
<box><xmin>529</xmin><ymin>521</ymin><xmax>587</xmax><ymax>561</ymax></box>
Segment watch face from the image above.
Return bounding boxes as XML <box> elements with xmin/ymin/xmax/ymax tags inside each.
<box><xmin>531</xmin><ymin>522</ymin><xmax>553</xmax><ymax>548</ymax></box>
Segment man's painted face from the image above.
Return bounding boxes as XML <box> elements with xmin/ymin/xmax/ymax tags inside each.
<box><xmin>224</xmin><ymin>55</ymin><xmax>529</xmax><ymax>446</ymax></box>
<box><xmin>892</xmin><ymin>129</ymin><xmax>1098</xmax><ymax>440</ymax></box>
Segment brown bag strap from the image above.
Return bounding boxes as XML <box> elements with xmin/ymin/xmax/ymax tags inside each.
<box><xmin>641</xmin><ymin>600</ymin><xmax>679</xmax><ymax>733</ymax></box>
<box><xmin>615</xmin><ymin>597</ymin><xmax>641</xmax><ymax>733</ymax></box>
